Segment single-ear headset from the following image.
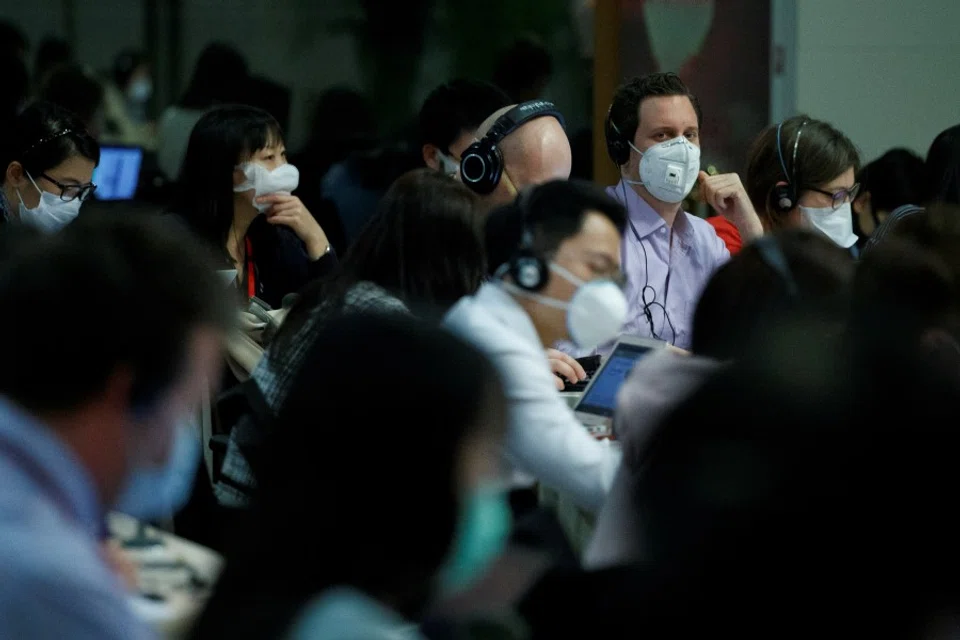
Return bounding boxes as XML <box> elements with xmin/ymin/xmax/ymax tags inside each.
<box><xmin>773</xmin><ymin>119</ymin><xmax>808</xmax><ymax>213</ymax></box>
<box><xmin>605</xmin><ymin>105</ymin><xmax>632</xmax><ymax>167</ymax></box>
<box><xmin>507</xmin><ymin>187</ymin><xmax>549</xmax><ymax>292</ymax></box>
<box><xmin>460</xmin><ymin>100</ymin><xmax>565</xmax><ymax>195</ymax></box>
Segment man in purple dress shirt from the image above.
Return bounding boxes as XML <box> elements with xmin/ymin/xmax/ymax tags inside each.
<box><xmin>602</xmin><ymin>73</ymin><xmax>763</xmax><ymax>350</ymax></box>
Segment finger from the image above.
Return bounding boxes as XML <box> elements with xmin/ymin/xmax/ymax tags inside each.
<box><xmin>549</xmin><ymin>359</ymin><xmax>578</xmax><ymax>383</ymax></box>
<box><xmin>267</xmin><ymin>201</ymin><xmax>303</xmax><ymax>215</ymax></box>
<box><xmin>553</xmin><ymin>374</ymin><xmax>565</xmax><ymax>391</ymax></box>
<box><xmin>698</xmin><ymin>170</ymin><xmax>710</xmax><ymax>184</ymax></box>
<box><xmin>717</xmin><ymin>185</ymin><xmax>742</xmax><ymax>205</ymax></box>
<box><xmin>547</xmin><ymin>349</ymin><xmax>587</xmax><ymax>378</ymax></box>
<box><xmin>702</xmin><ymin>175</ymin><xmax>738</xmax><ymax>192</ymax></box>
<box><xmin>565</xmin><ymin>356</ymin><xmax>588</xmax><ymax>380</ymax></box>
<box><xmin>709</xmin><ymin>186</ymin><xmax>728</xmax><ymax>212</ymax></box>
<box><xmin>256</xmin><ymin>193</ymin><xmax>295</xmax><ymax>205</ymax></box>
<box><xmin>265</xmin><ymin>214</ymin><xmax>299</xmax><ymax>227</ymax></box>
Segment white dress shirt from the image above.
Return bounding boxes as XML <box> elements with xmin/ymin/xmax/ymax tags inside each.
<box><xmin>444</xmin><ymin>283</ymin><xmax>621</xmax><ymax>513</ymax></box>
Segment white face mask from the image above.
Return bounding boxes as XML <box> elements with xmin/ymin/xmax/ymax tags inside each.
<box><xmin>437</xmin><ymin>150</ymin><xmax>460</xmax><ymax>178</ymax></box>
<box><xmin>233</xmin><ymin>162</ymin><xmax>300</xmax><ymax>213</ymax></box>
<box><xmin>625</xmin><ymin>136</ymin><xmax>701</xmax><ymax>204</ymax></box>
<box><xmin>17</xmin><ymin>173</ymin><xmax>82</xmax><ymax>233</ymax></box>
<box><xmin>800</xmin><ymin>201</ymin><xmax>858</xmax><ymax>249</ymax></box>
<box><xmin>127</xmin><ymin>78</ymin><xmax>153</xmax><ymax>104</ymax></box>
<box><xmin>502</xmin><ymin>263</ymin><xmax>628</xmax><ymax>349</ymax></box>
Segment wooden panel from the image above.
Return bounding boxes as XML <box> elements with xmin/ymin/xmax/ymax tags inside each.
<box><xmin>592</xmin><ymin>0</ymin><xmax>621</xmax><ymax>186</ymax></box>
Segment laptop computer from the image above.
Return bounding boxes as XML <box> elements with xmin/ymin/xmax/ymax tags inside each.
<box><xmin>574</xmin><ymin>335</ymin><xmax>665</xmax><ymax>435</ymax></box>
<box><xmin>92</xmin><ymin>145</ymin><xmax>143</xmax><ymax>201</ymax></box>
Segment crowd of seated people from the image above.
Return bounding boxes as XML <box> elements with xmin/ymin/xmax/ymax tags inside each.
<box><xmin>3</xmin><ymin>16</ymin><xmax>960</xmax><ymax>637</ymax></box>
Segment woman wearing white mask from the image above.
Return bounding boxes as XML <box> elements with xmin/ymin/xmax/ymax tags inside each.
<box><xmin>740</xmin><ymin>115</ymin><xmax>862</xmax><ymax>255</ymax></box>
<box><xmin>0</xmin><ymin>101</ymin><xmax>99</xmax><ymax>233</ymax></box>
<box><xmin>99</xmin><ymin>49</ymin><xmax>157</xmax><ymax>149</ymax></box>
<box><xmin>172</xmin><ymin>104</ymin><xmax>337</xmax><ymax>310</ymax></box>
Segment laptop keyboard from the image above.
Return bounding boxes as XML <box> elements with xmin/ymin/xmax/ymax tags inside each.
<box><xmin>562</xmin><ymin>355</ymin><xmax>601</xmax><ymax>392</ymax></box>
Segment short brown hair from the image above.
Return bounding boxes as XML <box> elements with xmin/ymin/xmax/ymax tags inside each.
<box><xmin>606</xmin><ymin>72</ymin><xmax>702</xmax><ymax>166</ymax></box>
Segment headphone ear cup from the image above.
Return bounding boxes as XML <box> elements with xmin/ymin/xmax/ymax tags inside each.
<box><xmin>605</xmin><ymin>121</ymin><xmax>631</xmax><ymax>167</ymax></box>
<box><xmin>510</xmin><ymin>249</ymin><xmax>548</xmax><ymax>292</ymax></box>
<box><xmin>460</xmin><ymin>140</ymin><xmax>503</xmax><ymax>195</ymax></box>
<box><xmin>612</xmin><ymin>139</ymin><xmax>630</xmax><ymax>167</ymax></box>
<box><xmin>773</xmin><ymin>183</ymin><xmax>796</xmax><ymax>213</ymax></box>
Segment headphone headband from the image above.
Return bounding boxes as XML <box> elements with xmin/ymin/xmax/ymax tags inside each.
<box><xmin>772</xmin><ymin>119</ymin><xmax>809</xmax><ymax>214</ymax></box>
<box><xmin>482</xmin><ymin>100</ymin><xmax>565</xmax><ymax>147</ymax></box>
<box><xmin>507</xmin><ymin>186</ymin><xmax>549</xmax><ymax>292</ymax></box>
<box><xmin>460</xmin><ymin>100</ymin><xmax>565</xmax><ymax>195</ymax></box>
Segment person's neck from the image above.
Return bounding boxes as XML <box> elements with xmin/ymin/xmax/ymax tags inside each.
<box><xmin>627</xmin><ymin>180</ymin><xmax>682</xmax><ymax>228</ymax></box>
<box><xmin>228</xmin><ymin>204</ymin><xmax>259</xmax><ymax>259</ymax></box>
<box><xmin>512</xmin><ymin>294</ymin><xmax>558</xmax><ymax>348</ymax></box>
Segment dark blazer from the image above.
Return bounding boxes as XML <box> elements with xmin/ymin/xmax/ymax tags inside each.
<box><xmin>167</xmin><ymin>210</ymin><xmax>339</xmax><ymax>310</ymax></box>
<box><xmin>242</xmin><ymin>214</ymin><xmax>338</xmax><ymax>310</ymax></box>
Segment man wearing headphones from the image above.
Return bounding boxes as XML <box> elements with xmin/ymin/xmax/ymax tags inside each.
<box><xmin>460</xmin><ymin>99</ymin><xmax>591</xmax><ymax>389</ymax></box>
<box><xmin>604</xmin><ymin>73</ymin><xmax>763</xmax><ymax>350</ymax></box>
<box><xmin>418</xmin><ymin>78</ymin><xmax>510</xmax><ymax>178</ymax></box>
<box><xmin>444</xmin><ymin>180</ymin><xmax>626</xmax><ymax>514</ymax></box>
<box><xmin>459</xmin><ymin>100</ymin><xmax>572</xmax><ymax>212</ymax></box>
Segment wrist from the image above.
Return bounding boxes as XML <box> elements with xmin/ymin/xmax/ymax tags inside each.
<box><xmin>305</xmin><ymin>236</ymin><xmax>331</xmax><ymax>260</ymax></box>
<box><xmin>730</xmin><ymin>206</ymin><xmax>763</xmax><ymax>241</ymax></box>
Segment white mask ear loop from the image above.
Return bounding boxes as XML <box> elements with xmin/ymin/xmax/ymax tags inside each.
<box><xmin>16</xmin><ymin>172</ymin><xmax>44</xmax><ymax>207</ymax></box>
<box><xmin>500</xmin><ymin>280</ymin><xmax>569</xmax><ymax>310</ymax></box>
<box><xmin>496</xmin><ymin>263</ymin><xmax>583</xmax><ymax>311</ymax></box>
<box><xmin>623</xmin><ymin>141</ymin><xmax>645</xmax><ymax>186</ymax></box>
<box><xmin>612</xmin><ymin>116</ymin><xmax>647</xmax><ymax>187</ymax></box>
<box><xmin>549</xmin><ymin>262</ymin><xmax>585</xmax><ymax>287</ymax></box>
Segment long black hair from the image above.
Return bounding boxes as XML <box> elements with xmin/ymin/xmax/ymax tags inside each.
<box><xmin>273</xmin><ymin>169</ymin><xmax>485</xmax><ymax>355</ymax></box>
<box><xmin>192</xmin><ymin>313</ymin><xmax>507</xmax><ymax>638</ymax></box>
<box><xmin>1</xmin><ymin>101</ymin><xmax>100</xmax><ymax>181</ymax></box>
<box><xmin>170</xmin><ymin>104</ymin><xmax>283</xmax><ymax>258</ymax></box>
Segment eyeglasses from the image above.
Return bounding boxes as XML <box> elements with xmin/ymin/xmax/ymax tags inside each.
<box><xmin>808</xmin><ymin>183</ymin><xmax>860</xmax><ymax>211</ymax></box>
<box><xmin>39</xmin><ymin>173</ymin><xmax>98</xmax><ymax>203</ymax></box>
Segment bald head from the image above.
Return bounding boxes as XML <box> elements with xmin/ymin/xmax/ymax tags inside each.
<box><xmin>470</xmin><ymin>104</ymin><xmax>572</xmax><ymax>209</ymax></box>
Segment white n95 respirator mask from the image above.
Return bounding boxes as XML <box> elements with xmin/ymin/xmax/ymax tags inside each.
<box><xmin>500</xmin><ymin>263</ymin><xmax>628</xmax><ymax>349</ymax></box>
<box><xmin>626</xmin><ymin>136</ymin><xmax>701</xmax><ymax>204</ymax></box>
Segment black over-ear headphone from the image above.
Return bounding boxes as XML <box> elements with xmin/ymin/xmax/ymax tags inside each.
<box><xmin>460</xmin><ymin>100</ymin><xmax>565</xmax><ymax>195</ymax></box>
<box><xmin>507</xmin><ymin>187</ymin><xmax>549</xmax><ymax>292</ymax></box>
<box><xmin>773</xmin><ymin>119</ymin><xmax>808</xmax><ymax>213</ymax></box>
<box><xmin>605</xmin><ymin>105</ymin><xmax>631</xmax><ymax>167</ymax></box>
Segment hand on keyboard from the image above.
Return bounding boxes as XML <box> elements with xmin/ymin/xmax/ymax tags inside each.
<box><xmin>546</xmin><ymin>349</ymin><xmax>589</xmax><ymax>390</ymax></box>
<box><xmin>558</xmin><ymin>355</ymin><xmax>601</xmax><ymax>392</ymax></box>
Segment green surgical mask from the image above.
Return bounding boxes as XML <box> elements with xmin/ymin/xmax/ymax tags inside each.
<box><xmin>439</xmin><ymin>482</ymin><xmax>511</xmax><ymax>593</ymax></box>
